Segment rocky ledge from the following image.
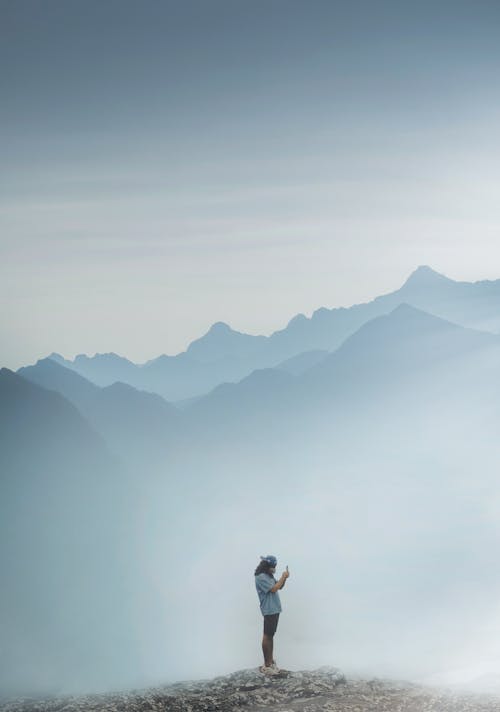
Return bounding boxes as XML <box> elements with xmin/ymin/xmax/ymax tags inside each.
<box><xmin>2</xmin><ymin>667</ymin><xmax>500</xmax><ymax>712</ymax></box>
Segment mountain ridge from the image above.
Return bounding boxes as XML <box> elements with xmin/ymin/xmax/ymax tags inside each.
<box><xmin>17</xmin><ymin>359</ymin><xmax>180</xmax><ymax>464</ymax></box>
<box><xmin>37</xmin><ymin>266</ymin><xmax>500</xmax><ymax>401</ymax></box>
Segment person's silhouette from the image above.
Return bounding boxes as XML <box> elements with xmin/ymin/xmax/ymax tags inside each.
<box><xmin>254</xmin><ymin>554</ymin><xmax>290</xmax><ymax>674</ymax></box>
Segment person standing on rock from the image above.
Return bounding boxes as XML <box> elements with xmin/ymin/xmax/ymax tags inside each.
<box><xmin>254</xmin><ymin>554</ymin><xmax>290</xmax><ymax>675</ymax></box>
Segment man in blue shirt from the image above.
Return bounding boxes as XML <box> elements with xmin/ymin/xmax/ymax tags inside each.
<box><xmin>254</xmin><ymin>554</ymin><xmax>290</xmax><ymax>675</ymax></box>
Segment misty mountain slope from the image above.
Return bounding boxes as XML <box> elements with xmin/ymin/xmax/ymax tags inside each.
<box><xmin>44</xmin><ymin>266</ymin><xmax>500</xmax><ymax>402</ymax></box>
<box><xmin>172</xmin><ymin>302</ymin><xmax>500</xmax><ymax>526</ymax></box>
<box><xmin>379</xmin><ymin>264</ymin><xmax>500</xmax><ymax>333</ymax></box>
<box><xmin>49</xmin><ymin>343</ymin><xmax>276</xmax><ymax>401</ymax></box>
<box><xmin>18</xmin><ymin>356</ymin><xmax>101</xmax><ymax>409</ymax></box>
<box><xmin>172</xmin><ymin>303</ymin><xmax>500</xmax><ymax>492</ymax></box>
<box><xmin>186</xmin><ymin>320</ymin><xmax>268</xmax><ymax>362</ymax></box>
<box><xmin>182</xmin><ymin>302</ymin><xmax>500</xmax><ymax>487</ymax></box>
<box><xmin>0</xmin><ymin>369</ymin><xmax>149</xmax><ymax>697</ymax></box>
<box><xmin>139</xmin><ymin>347</ymin><xmax>268</xmax><ymax>400</ymax></box>
<box><xmin>274</xmin><ymin>349</ymin><xmax>329</xmax><ymax>375</ymax></box>
<box><xmin>191</xmin><ymin>367</ymin><xmax>295</xmax><ymax>413</ymax></box>
<box><xmin>1</xmin><ymin>366</ymin><xmax>108</xmax><ymax>468</ymax></box>
<box><xmin>266</xmin><ymin>265</ymin><xmax>500</xmax><ymax>358</ymax></box>
<box><xmin>182</xmin><ymin>367</ymin><xmax>303</xmax><ymax>458</ymax></box>
<box><xmin>18</xmin><ymin>358</ymin><xmax>181</xmax><ymax>464</ymax></box>
<box><xmin>300</xmin><ymin>303</ymin><xmax>500</xmax><ymax>399</ymax></box>
<box><xmin>186</xmin><ymin>304</ymin><xmax>500</xmax><ymax>431</ymax></box>
<box><xmin>84</xmin><ymin>380</ymin><xmax>180</xmax><ymax>465</ymax></box>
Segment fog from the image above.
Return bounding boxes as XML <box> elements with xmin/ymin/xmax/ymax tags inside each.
<box><xmin>3</xmin><ymin>331</ymin><xmax>500</xmax><ymax>701</ymax></box>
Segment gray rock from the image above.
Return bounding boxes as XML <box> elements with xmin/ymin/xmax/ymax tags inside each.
<box><xmin>2</xmin><ymin>668</ymin><xmax>500</xmax><ymax>711</ymax></box>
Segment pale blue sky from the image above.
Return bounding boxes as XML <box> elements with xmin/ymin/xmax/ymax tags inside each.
<box><xmin>1</xmin><ymin>0</ymin><xmax>500</xmax><ymax>368</ymax></box>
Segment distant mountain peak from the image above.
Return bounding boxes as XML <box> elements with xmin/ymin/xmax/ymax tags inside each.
<box><xmin>35</xmin><ymin>356</ymin><xmax>65</xmax><ymax>368</ymax></box>
<box><xmin>383</xmin><ymin>303</ymin><xmax>462</xmax><ymax>330</ymax></box>
<box><xmin>287</xmin><ymin>313</ymin><xmax>308</xmax><ymax>327</ymax></box>
<box><xmin>103</xmin><ymin>381</ymin><xmax>136</xmax><ymax>393</ymax></box>
<box><xmin>208</xmin><ymin>321</ymin><xmax>233</xmax><ymax>333</ymax></box>
<box><xmin>403</xmin><ymin>265</ymin><xmax>452</xmax><ymax>288</ymax></box>
<box><xmin>391</xmin><ymin>302</ymin><xmax>424</xmax><ymax>315</ymax></box>
<box><xmin>48</xmin><ymin>352</ymin><xmax>67</xmax><ymax>364</ymax></box>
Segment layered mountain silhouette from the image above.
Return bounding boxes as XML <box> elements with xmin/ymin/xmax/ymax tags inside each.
<box><xmin>43</xmin><ymin>267</ymin><xmax>500</xmax><ymax>401</ymax></box>
<box><xmin>0</xmin><ymin>367</ymin><xmax>113</xmax><ymax>472</ymax></box>
<box><xmin>18</xmin><ymin>358</ymin><xmax>180</xmax><ymax>465</ymax></box>
<box><xmin>187</xmin><ymin>304</ymin><xmax>500</xmax><ymax>427</ymax></box>
<box><xmin>17</xmin><ymin>297</ymin><xmax>500</xmax><ymax>454</ymax></box>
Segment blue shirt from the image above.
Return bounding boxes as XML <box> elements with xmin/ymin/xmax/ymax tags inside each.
<box><xmin>255</xmin><ymin>572</ymin><xmax>282</xmax><ymax>615</ymax></box>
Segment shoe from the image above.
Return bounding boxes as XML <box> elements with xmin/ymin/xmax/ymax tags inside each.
<box><xmin>259</xmin><ymin>665</ymin><xmax>280</xmax><ymax>676</ymax></box>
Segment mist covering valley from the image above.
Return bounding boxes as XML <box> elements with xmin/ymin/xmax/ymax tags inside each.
<box><xmin>3</xmin><ymin>267</ymin><xmax>500</xmax><ymax>698</ymax></box>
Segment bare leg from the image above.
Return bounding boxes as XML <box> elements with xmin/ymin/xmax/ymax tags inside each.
<box><xmin>262</xmin><ymin>634</ymin><xmax>274</xmax><ymax>667</ymax></box>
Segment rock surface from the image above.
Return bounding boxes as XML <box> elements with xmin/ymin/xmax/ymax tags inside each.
<box><xmin>2</xmin><ymin>667</ymin><xmax>500</xmax><ymax>712</ymax></box>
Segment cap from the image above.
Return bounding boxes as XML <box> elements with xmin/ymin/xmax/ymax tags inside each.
<box><xmin>260</xmin><ymin>554</ymin><xmax>277</xmax><ymax>566</ymax></box>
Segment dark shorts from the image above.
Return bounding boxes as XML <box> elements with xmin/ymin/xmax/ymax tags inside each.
<box><xmin>263</xmin><ymin>613</ymin><xmax>279</xmax><ymax>637</ymax></box>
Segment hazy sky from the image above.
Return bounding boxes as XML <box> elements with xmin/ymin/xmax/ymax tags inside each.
<box><xmin>1</xmin><ymin>0</ymin><xmax>500</xmax><ymax>369</ymax></box>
